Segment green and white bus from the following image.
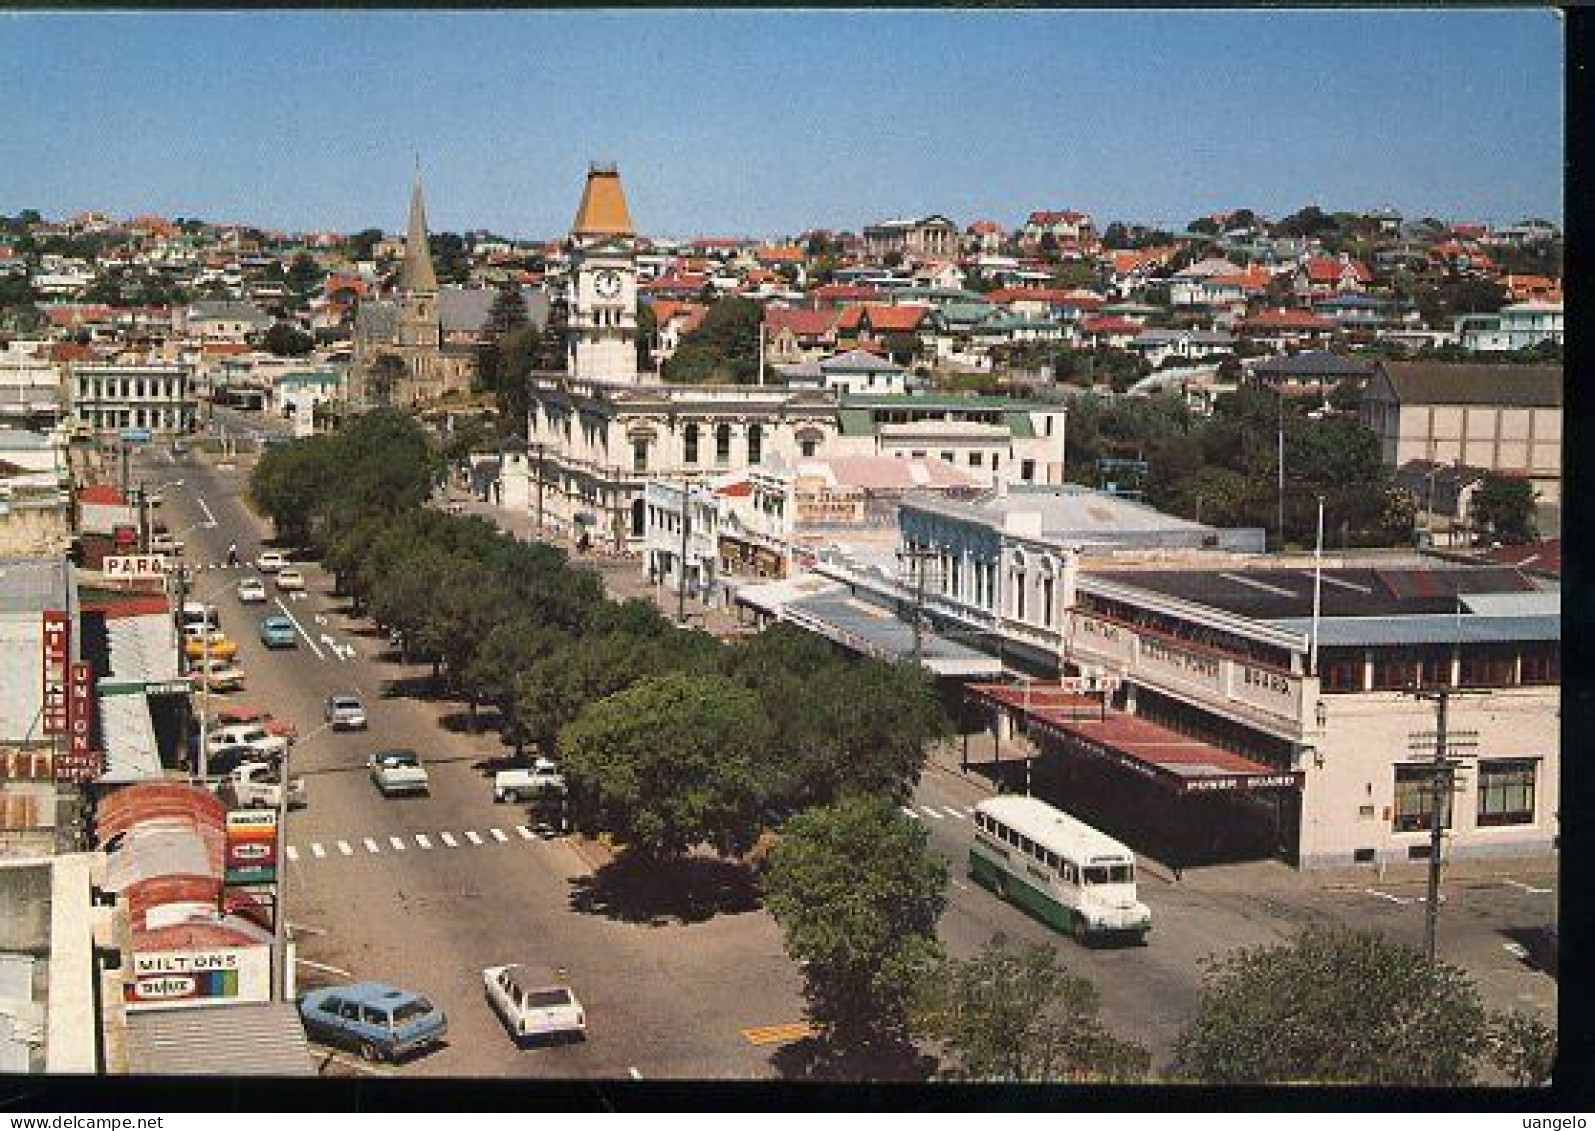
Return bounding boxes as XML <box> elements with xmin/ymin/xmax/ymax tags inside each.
<box><xmin>969</xmin><ymin>795</ymin><xmax>1151</xmax><ymax>944</ymax></box>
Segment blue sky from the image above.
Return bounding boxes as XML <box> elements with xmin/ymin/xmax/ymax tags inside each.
<box><xmin>0</xmin><ymin>10</ymin><xmax>1563</xmax><ymax>240</ymax></box>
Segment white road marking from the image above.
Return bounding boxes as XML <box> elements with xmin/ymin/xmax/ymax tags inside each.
<box><xmin>441</xmin><ymin>832</ymin><xmax>459</xmax><ymax>847</ymax></box>
<box><xmin>388</xmin><ymin>836</ymin><xmax>406</xmax><ymax>851</ymax></box>
<box><xmin>337</xmin><ymin>840</ymin><xmax>352</xmax><ymax>856</ymax></box>
<box><xmin>515</xmin><ymin>825</ymin><xmax>534</xmax><ymax>840</ymax></box>
<box><xmin>918</xmin><ymin>806</ymin><xmax>946</xmax><ymax>820</ymax></box>
<box><xmin>314</xmin><ymin>615</ymin><xmax>328</xmax><ymax>626</ymax></box>
<box><xmin>490</xmin><ymin>828</ymin><xmax>509</xmax><ymax>843</ymax></box>
<box><xmin>416</xmin><ymin>834</ymin><xmax>433</xmax><ymax>850</ymax></box>
<box><xmin>901</xmin><ymin>806</ymin><xmax>920</xmax><ymax>819</ymax></box>
<box><xmin>310</xmin><ymin>843</ymin><xmax>326</xmax><ymax>859</ymax></box>
<box><xmin>628</xmin><ymin>1067</ymin><xmax>642</xmax><ymax>1080</ymax></box>
<box><xmin>286</xmin><ymin>846</ymin><xmax>300</xmax><ymax>862</ymax></box>
<box><xmin>273</xmin><ymin>597</ymin><xmax>325</xmax><ymax>659</ymax></box>
<box><xmin>1504</xmin><ymin>880</ymin><xmax>1551</xmax><ymax>894</ymax></box>
<box><xmin>196</xmin><ymin>495</ymin><xmax>217</xmax><ymax>526</ymax></box>
<box><xmin>465</xmin><ymin>830</ymin><xmax>484</xmax><ymax>845</ymax></box>
<box><xmin>363</xmin><ymin>837</ymin><xmax>379</xmax><ymax>854</ymax></box>
<box><xmin>1364</xmin><ymin>888</ymin><xmax>1411</xmax><ymax>904</ymax></box>
<box><xmin>938</xmin><ymin>806</ymin><xmax>968</xmax><ymax>819</ymax></box>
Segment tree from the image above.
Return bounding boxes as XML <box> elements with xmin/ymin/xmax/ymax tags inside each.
<box><xmin>1469</xmin><ymin>473</ymin><xmax>1538</xmax><ymax>544</ymax></box>
<box><xmin>662</xmin><ymin>296</ymin><xmax>762</xmax><ymax>384</ymax></box>
<box><xmin>1274</xmin><ymin>205</ymin><xmax>1338</xmax><ymax>240</ymax></box>
<box><xmin>482</xmin><ymin>285</ymin><xmax>528</xmax><ymax>343</ymax></box>
<box><xmin>366</xmin><ymin>353</ymin><xmax>405</xmax><ymax>407</ymax></box>
<box><xmin>557</xmin><ymin>671</ymin><xmax>770</xmax><ymax>860</ymax></box>
<box><xmin>263</xmin><ymin>321</ymin><xmax>314</xmax><ymax>357</ymax></box>
<box><xmin>915</xmin><ymin>935</ymin><xmax>1149</xmax><ymax>1082</ymax></box>
<box><xmin>1169</xmin><ymin>925</ymin><xmax>1492</xmax><ymax>1085</ymax></box>
<box><xmin>346</xmin><ymin>228</ymin><xmax>384</xmax><ymax>262</ymax></box>
<box><xmin>635</xmin><ymin>301</ymin><xmax>656</xmax><ymax>374</ymax></box>
<box><xmin>761</xmin><ymin>795</ymin><xmax>947</xmax><ymax>1073</ymax></box>
<box><xmin>1487</xmin><ymin>1010</ymin><xmax>1556</xmax><ymax>1087</ymax></box>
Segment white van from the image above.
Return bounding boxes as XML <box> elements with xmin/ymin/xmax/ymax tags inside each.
<box><xmin>181</xmin><ymin>601</ymin><xmax>220</xmax><ymax>631</ymax></box>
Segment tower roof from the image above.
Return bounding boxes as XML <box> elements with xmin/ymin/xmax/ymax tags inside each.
<box><xmin>571</xmin><ymin>162</ymin><xmax>635</xmax><ymax>238</ymax></box>
<box><xmin>401</xmin><ymin>168</ymin><xmax>439</xmax><ymax>293</ymax></box>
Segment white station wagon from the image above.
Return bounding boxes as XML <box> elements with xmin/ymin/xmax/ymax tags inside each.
<box><xmin>482</xmin><ymin>964</ymin><xmax>586</xmax><ymax>1044</ymax></box>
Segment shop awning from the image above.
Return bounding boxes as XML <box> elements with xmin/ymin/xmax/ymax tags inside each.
<box><xmin>967</xmin><ymin>682</ymin><xmax>1302</xmax><ymax>795</ymax></box>
<box><xmin>126</xmin><ymin>1002</ymin><xmax>313</xmax><ymax>1076</ymax></box>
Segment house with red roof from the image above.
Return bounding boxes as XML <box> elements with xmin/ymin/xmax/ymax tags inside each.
<box><xmin>808</xmin><ymin>283</ymin><xmax>880</xmax><ymax>309</ymax></box>
<box><xmin>643</xmin><ymin>272</ymin><xmax>711</xmax><ymax>300</ymax></box>
<box><xmin>1021</xmin><ymin>210</ymin><xmax>1096</xmax><ymax>251</ymax></box>
<box><xmin>1238</xmin><ymin>308</ymin><xmax>1337</xmax><ymax>350</ymax></box>
<box><xmin>963</xmin><ymin>219</ymin><xmax>1006</xmax><ymax>255</ymax></box>
<box><xmin>1294</xmin><ymin>255</ymin><xmax>1374</xmax><ymax>299</ymax></box>
<box><xmin>1078</xmin><ymin>314</ymin><xmax>1145</xmax><ymax>349</ymax></box>
<box><xmin>1500</xmin><ymin>274</ymin><xmax>1561</xmax><ymax>303</ymax></box>
<box><xmin>764</xmin><ymin>306</ymin><xmax>840</xmax><ymax>365</ymax></box>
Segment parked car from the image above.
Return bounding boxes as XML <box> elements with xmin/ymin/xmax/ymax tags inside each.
<box><xmin>482</xmin><ymin>965</ymin><xmax>586</xmax><ymax>1043</ymax></box>
<box><xmin>221</xmin><ymin>760</ymin><xmax>306</xmax><ymax>810</ymax></box>
<box><xmin>493</xmin><ymin>758</ymin><xmax>566</xmax><ymax>803</ymax></box>
<box><xmin>256</xmin><ymin>550</ymin><xmax>287</xmax><ymax>574</ymax></box>
<box><xmin>237</xmin><ymin>577</ymin><xmax>268</xmax><ymax>603</ymax></box>
<box><xmin>183</xmin><ymin>627</ymin><xmax>239</xmax><ymax>662</ymax></box>
<box><xmin>298</xmin><ymin>983</ymin><xmax>448</xmax><ymax>1062</ymax></box>
<box><xmin>368</xmin><ymin>749</ymin><xmax>429</xmax><ymax>796</ymax></box>
<box><xmin>206</xmin><ymin>722</ymin><xmax>289</xmax><ymax>763</ymax></box>
<box><xmin>324</xmin><ymin>694</ymin><xmax>368</xmax><ymax>731</ymax></box>
<box><xmin>181</xmin><ymin>601</ymin><xmax>220</xmax><ymax>631</ymax></box>
<box><xmin>189</xmin><ymin>658</ymin><xmax>245</xmax><ymax>693</ymax></box>
<box><xmin>214</xmin><ymin>705</ymin><xmax>296</xmax><ymax>740</ymax></box>
<box><xmin>275</xmin><ymin>568</ymin><xmax>306</xmax><ymax>592</ymax></box>
<box><xmin>258</xmin><ymin>615</ymin><xmax>298</xmax><ymax>648</ymax></box>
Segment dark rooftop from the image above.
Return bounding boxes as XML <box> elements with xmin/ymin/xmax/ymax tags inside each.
<box><xmin>1376</xmin><ymin>361</ymin><xmax>1562</xmax><ymax>408</ymax></box>
<box><xmin>1087</xmin><ymin>565</ymin><xmax>1539</xmax><ymax>621</ymax></box>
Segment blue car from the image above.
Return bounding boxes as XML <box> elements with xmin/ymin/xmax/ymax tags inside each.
<box><xmin>298</xmin><ymin>982</ymin><xmax>448</xmax><ymax>1062</ymax></box>
<box><xmin>258</xmin><ymin>615</ymin><xmax>298</xmax><ymax>648</ymax></box>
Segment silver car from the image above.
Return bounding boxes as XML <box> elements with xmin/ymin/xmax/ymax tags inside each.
<box><xmin>325</xmin><ymin>694</ymin><xmax>368</xmax><ymax>731</ymax></box>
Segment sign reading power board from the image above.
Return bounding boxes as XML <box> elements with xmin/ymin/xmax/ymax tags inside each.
<box><xmin>123</xmin><ymin>946</ymin><xmax>272</xmax><ymax>1011</ymax></box>
<box><xmin>224</xmin><ymin>808</ymin><xmax>279</xmax><ymax>886</ymax></box>
<box><xmin>54</xmin><ymin>662</ymin><xmax>104</xmax><ymax>783</ymax></box>
<box><xmin>41</xmin><ymin>611</ymin><xmax>69</xmax><ymax>735</ymax></box>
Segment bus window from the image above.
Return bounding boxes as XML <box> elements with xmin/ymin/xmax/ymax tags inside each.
<box><xmin>1044</xmin><ymin>850</ymin><xmax>1059</xmax><ymax>871</ymax></box>
<box><xmin>1083</xmin><ymin>866</ymin><xmax>1109</xmax><ymax>885</ymax></box>
<box><xmin>1060</xmin><ymin>862</ymin><xmax>1077</xmax><ymax>884</ymax></box>
<box><xmin>1109</xmin><ymin>864</ymin><xmax>1134</xmax><ymax>884</ymax></box>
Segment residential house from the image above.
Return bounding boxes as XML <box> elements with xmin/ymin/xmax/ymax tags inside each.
<box><xmin>1247</xmin><ymin>350</ymin><xmax>1374</xmax><ymax>400</ymax></box>
<box><xmin>1455</xmin><ymin>302</ymin><xmax>1563</xmax><ymax>353</ymax></box>
<box><xmin>1020</xmin><ymin>210</ymin><xmax>1097</xmax><ymax>254</ymax></box>
<box><xmin>1128</xmin><ymin>328</ymin><xmax>1236</xmax><ymax>368</ymax></box>
<box><xmin>174</xmin><ymin>300</ymin><xmax>272</xmax><ymax>344</ymax></box>
<box><xmin>1293</xmin><ymin>255</ymin><xmax>1373</xmax><ymax>299</ymax></box>
<box><xmin>1237</xmin><ymin>308</ymin><xmax>1337</xmax><ymax>351</ymax></box>
<box><xmin>964</xmin><ymin>220</ymin><xmax>1006</xmax><ymax>255</ymax></box>
<box><xmin>647</xmin><ymin>300</ymin><xmax>708</xmax><ymax>365</ymax></box>
<box><xmin>854</xmin><ymin>304</ymin><xmax>933</xmax><ymax>366</ymax></box>
<box><xmin>1358</xmin><ymin>361</ymin><xmax>1561</xmax><ymax>505</ymax></box>
<box><xmin>780</xmin><ymin>350</ymin><xmax>922</xmax><ymax>396</ymax></box>
<box><xmin>1499</xmin><ymin>274</ymin><xmax>1561</xmax><ymax>304</ymax></box>
<box><xmin>1078</xmin><ymin>314</ymin><xmax>1144</xmax><ymax>350</ymax></box>
<box><xmin>763</xmin><ymin>307</ymin><xmax>840</xmax><ymax>365</ymax></box>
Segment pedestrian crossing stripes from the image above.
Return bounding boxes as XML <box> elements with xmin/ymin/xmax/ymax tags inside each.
<box><xmin>905</xmin><ymin>805</ymin><xmax>977</xmax><ymax>822</ymax></box>
<box><xmin>286</xmin><ymin>825</ymin><xmax>560</xmax><ymax>863</ymax></box>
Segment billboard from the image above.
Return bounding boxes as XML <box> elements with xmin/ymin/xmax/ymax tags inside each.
<box><xmin>224</xmin><ymin>808</ymin><xmax>279</xmax><ymax>886</ymax></box>
<box><xmin>41</xmin><ymin>611</ymin><xmax>69</xmax><ymax>735</ymax></box>
<box><xmin>122</xmin><ymin>946</ymin><xmax>272</xmax><ymax>1011</ymax></box>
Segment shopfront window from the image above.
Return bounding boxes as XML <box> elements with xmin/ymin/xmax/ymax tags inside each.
<box><xmin>1476</xmin><ymin>759</ymin><xmax>1536</xmax><ymax>826</ymax></box>
<box><xmin>1459</xmin><ymin>645</ymin><xmax>1517</xmax><ymax>688</ymax></box>
<box><xmin>1393</xmin><ymin>763</ymin><xmax>1452</xmax><ymax>833</ymax></box>
<box><xmin>1371</xmin><ymin>651</ymin><xmax>1420</xmax><ymax>691</ymax></box>
<box><xmin>1319</xmin><ymin>650</ymin><xmax>1363</xmax><ymax>693</ymax></box>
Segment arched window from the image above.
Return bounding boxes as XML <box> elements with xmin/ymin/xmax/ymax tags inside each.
<box><xmin>683</xmin><ymin>423</ymin><xmax>700</xmax><ymax>465</ymax></box>
<box><xmin>716</xmin><ymin>423</ymin><xmax>733</xmax><ymax>465</ymax></box>
<box><xmin>747</xmin><ymin>424</ymin><xmax>763</xmax><ymax>465</ymax></box>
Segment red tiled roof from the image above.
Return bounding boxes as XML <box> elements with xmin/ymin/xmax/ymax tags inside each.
<box><xmin>968</xmin><ymin>219</ymin><xmax>1003</xmax><ymax>234</ymax></box>
<box><xmin>836</xmin><ymin>307</ymin><xmax>865</xmax><ymax>331</ymax></box>
<box><xmin>987</xmin><ymin>287</ymin><xmax>1104</xmax><ymax>309</ymax></box>
<box><xmin>1081</xmin><ymin>315</ymin><xmax>1142</xmax><ymax>334</ymax></box>
<box><xmin>764</xmin><ymin>307</ymin><xmax>838</xmax><ymax>337</ymax></box>
<box><xmin>51</xmin><ymin>342</ymin><xmax>101</xmax><ymax>363</ymax></box>
<box><xmin>1242</xmin><ymin>308</ymin><xmax>1335</xmax><ymax>331</ymax></box>
<box><xmin>1027</xmin><ymin>210</ymin><xmax>1090</xmax><ymax>226</ymax></box>
<box><xmin>1303</xmin><ymin>257</ymin><xmax>1372</xmax><ymax>284</ymax></box>
<box><xmin>79</xmin><ymin>484</ymin><xmax>128</xmax><ymax>506</ymax></box>
<box><xmin>756</xmin><ymin>245</ymin><xmax>805</xmax><ymax>263</ymax></box>
<box><xmin>861</xmin><ymin>304</ymin><xmax>929</xmax><ymax>332</ymax></box>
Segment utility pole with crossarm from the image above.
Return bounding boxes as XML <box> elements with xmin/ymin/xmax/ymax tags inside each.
<box><xmin>1407</xmin><ymin>687</ymin><xmax>1479</xmax><ymax>962</ymax></box>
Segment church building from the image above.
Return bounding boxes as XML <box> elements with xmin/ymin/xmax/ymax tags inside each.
<box><xmin>351</xmin><ymin>170</ymin><xmax>478</xmax><ymax>406</ymax></box>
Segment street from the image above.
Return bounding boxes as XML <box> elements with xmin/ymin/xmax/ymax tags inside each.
<box><xmin>132</xmin><ymin>417</ymin><xmax>1558</xmax><ymax>1079</ymax></box>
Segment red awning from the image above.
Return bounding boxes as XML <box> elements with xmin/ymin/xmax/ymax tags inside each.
<box><xmin>967</xmin><ymin>682</ymin><xmax>1302</xmax><ymax>795</ymax></box>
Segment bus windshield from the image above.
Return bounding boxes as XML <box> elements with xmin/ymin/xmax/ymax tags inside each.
<box><xmin>1083</xmin><ymin>863</ymin><xmax>1134</xmax><ymax>885</ymax></box>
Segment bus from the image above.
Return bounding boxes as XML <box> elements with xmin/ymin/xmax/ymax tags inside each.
<box><xmin>969</xmin><ymin>795</ymin><xmax>1151</xmax><ymax>945</ymax></box>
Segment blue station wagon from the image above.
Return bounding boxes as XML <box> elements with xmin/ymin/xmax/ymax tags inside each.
<box><xmin>298</xmin><ymin>982</ymin><xmax>448</xmax><ymax>1061</ymax></box>
<box><xmin>258</xmin><ymin>615</ymin><xmax>298</xmax><ymax>649</ymax></box>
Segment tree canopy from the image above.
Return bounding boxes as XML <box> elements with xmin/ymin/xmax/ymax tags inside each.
<box><xmin>915</xmin><ymin>934</ymin><xmax>1149</xmax><ymax>1082</ymax></box>
<box><xmin>1169</xmin><ymin>925</ymin><xmax>1492</xmax><ymax>1086</ymax></box>
<box><xmin>761</xmin><ymin>794</ymin><xmax>947</xmax><ymax>1071</ymax></box>
<box><xmin>1469</xmin><ymin>473</ymin><xmax>1539</xmax><ymax>545</ymax></box>
<box><xmin>662</xmin><ymin>296</ymin><xmax>762</xmax><ymax>384</ymax></box>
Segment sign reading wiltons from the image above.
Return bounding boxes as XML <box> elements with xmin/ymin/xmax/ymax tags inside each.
<box><xmin>123</xmin><ymin>946</ymin><xmax>271</xmax><ymax>1011</ymax></box>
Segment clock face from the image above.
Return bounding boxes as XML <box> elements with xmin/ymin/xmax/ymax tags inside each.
<box><xmin>594</xmin><ymin>270</ymin><xmax>623</xmax><ymax>299</ymax></box>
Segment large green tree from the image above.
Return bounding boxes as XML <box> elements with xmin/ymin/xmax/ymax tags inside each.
<box><xmin>761</xmin><ymin>795</ymin><xmax>947</xmax><ymax>1072</ymax></box>
<box><xmin>916</xmin><ymin>935</ymin><xmax>1149</xmax><ymax>1083</ymax></box>
<box><xmin>1169</xmin><ymin>925</ymin><xmax>1492</xmax><ymax>1085</ymax></box>
<box><xmin>558</xmin><ymin>671</ymin><xmax>770</xmax><ymax>860</ymax></box>
<box><xmin>662</xmin><ymin>296</ymin><xmax>762</xmax><ymax>384</ymax></box>
<box><xmin>1469</xmin><ymin>473</ymin><xmax>1539</xmax><ymax>545</ymax></box>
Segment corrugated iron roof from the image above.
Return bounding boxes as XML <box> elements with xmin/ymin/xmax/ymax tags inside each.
<box><xmin>127</xmin><ymin>1003</ymin><xmax>312</xmax><ymax>1076</ymax></box>
<box><xmin>1265</xmin><ymin>613</ymin><xmax>1559</xmax><ymax>647</ymax></box>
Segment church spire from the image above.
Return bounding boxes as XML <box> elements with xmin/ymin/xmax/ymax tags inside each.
<box><xmin>401</xmin><ymin>163</ymin><xmax>439</xmax><ymax>293</ymax></box>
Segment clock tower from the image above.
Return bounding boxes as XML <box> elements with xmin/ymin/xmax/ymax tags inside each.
<box><xmin>568</xmin><ymin>162</ymin><xmax>640</xmax><ymax>383</ymax></box>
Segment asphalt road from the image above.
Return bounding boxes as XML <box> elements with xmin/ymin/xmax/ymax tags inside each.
<box><xmin>129</xmin><ymin>422</ymin><xmax>1557</xmax><ymax>1081</ymax></box>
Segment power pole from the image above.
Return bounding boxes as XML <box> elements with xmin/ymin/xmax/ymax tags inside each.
<box><xmin>1407</xmin><ymin>687</ymin><xmax>1479</xmax><ymax>962</ymax></box>
<box><xmin>898</xmin><ymin>546</ymin><xmax>938</xmax><ymax>667</ymax></box>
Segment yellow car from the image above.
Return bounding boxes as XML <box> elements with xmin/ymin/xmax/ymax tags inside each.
<box><xmin>183</xmin><ymin>629</ymin><xmax>239</xmax><ymax>663</ymax></box>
